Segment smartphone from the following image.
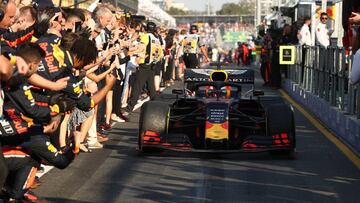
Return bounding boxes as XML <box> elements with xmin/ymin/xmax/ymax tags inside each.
<box><xmin>75</xmin><ymin>21</ymin><xmax>82</xmax><ymax>32</ymax></box>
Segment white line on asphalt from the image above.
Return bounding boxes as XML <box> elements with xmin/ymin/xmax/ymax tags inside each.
<box><xmin>37</xmin><ymin>165</ymin><xmax>54</xmax><ymax>178</ymax></box>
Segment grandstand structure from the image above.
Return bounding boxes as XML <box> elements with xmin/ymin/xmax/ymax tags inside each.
<box><xmin>53</xmin><ymin>0</ymin><xmax>139</xmax><ymax>13</ymax></box>
<box><xmin>175</xmin><ymin>15</ymin><xmax>256</xmax><ymax>48</ymax></box>
<box><xmin>173</xmin><ymin>15</ymin><xmax>254</xmax><ymax>25</ymax></box>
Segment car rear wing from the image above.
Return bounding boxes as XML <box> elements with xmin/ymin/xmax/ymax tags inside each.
<box><xmin>184</xmin><ymin>69</ymin><xmax>255</xmax><ymax>84</ymax></box>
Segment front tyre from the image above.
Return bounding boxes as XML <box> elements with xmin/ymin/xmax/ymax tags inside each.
<box><xmin>266</xmin><ymin>104</ymin><xmax>296</xmax><ymax>159</ymax></box>
<box><xmin>138</xmin><ymin>101</ymin><xmax>170</xmax><ymax>153</ymax></box>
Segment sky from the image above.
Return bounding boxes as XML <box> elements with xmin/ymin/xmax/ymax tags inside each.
<box><xmin>173</xmin><ymin>0</ymin><xmax>240</xmax><ymax>12</ymax></box>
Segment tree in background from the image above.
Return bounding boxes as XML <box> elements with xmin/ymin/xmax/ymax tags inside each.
<box><xmin>216</xmin><ymin>0</ymin><xmax>255</xmax><ymax>16</ymax></box>
<box><xmin>167</xmin><ymin>7</ymin><xmax>188</xmax><ymax>15</ymax></box>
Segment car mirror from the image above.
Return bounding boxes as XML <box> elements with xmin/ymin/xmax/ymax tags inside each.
<box><xmin>253</xmin><ymin>90</ymin><xmax>264</xmax><ymax>97</ymax></box>
<box><xmin>172</xmin><ymin>89</ymin><xmax>183</xmax><ymax>95</ymax></box>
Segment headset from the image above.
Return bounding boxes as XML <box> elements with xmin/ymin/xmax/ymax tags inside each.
<box><xmin>0</xmin><ymin>0</ymin><xmax>9</xmax><ymax>22</ymax></box>
<box><xmin>146</xmin><ymin>21</ymin><xmax>157</xmax><ymax>33</ymax></box>
<box><xmin>190</xmin><ymin>24</ymin><xmax>198</xmax><ymax>33</ymax></box>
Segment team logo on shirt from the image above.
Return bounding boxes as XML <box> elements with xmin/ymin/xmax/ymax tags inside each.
<box><xmin>23</xmin><ymin>85</ymin><xmax>35</xmax><ymax>104</ymax></box>
<box><xmin>46</xmin><ymin>141</ymin><xmax>58</xmax><ymax>153</ymax></box>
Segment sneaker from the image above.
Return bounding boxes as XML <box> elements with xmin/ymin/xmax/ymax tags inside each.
<box><xmin>120</xmin><ymin>114</ymin><xmax>130</xmax><ymax>122</ymax></box>
<box><xmin>111</xmin><ymin>115</ymin><xmax>125</xmax><ymax>123</ymax></box>
<box><xmin>121</xmin><ymin>111</ymin><xmax>130</xmax><ymax>116</ymax></box>
<box><xmin>97</xmin><ymin>126</ymin><xmax>109</xmax><ymax>135</ymax></box>
<box><xmin>97</xmin><ymin>132</ymin><xmax>109</xmax><ymax>143</ymax></box>
<box><xmin>100</xmin><ymin>123</ymin><xmax>112</xmax><ymax>131</ymax></box>
<box><xmin>120</xmin><ymin>107</ymin><xmax>131</xmax><ymax>118</ymax></box>
<box><xmin>30</xmin><ymin>177</ymin><xmax>42</xmax><ymax>189</ymax></box>
<box><xmin>97</xmin><ymin>136</ymin><xmax>109</xmax><ymax>143</ymax></box>
<box><xmin>88</xmin><ymin>142</ymin><xmax>103</xmax><ymax>149</ymax></box>
<box><xmin>79</xmin><ymin>143</ymin><xmax>91</xmax><ymax>153</ymax></box>
<box><xmin>23</xmin><ymin>191</ymin><xmax>41</xmax><ymax>203</ymax></box>
<box><xmin>140</xmin><ymin>93</ymin><xmax>149</xmax><ymax>100</ymax></box>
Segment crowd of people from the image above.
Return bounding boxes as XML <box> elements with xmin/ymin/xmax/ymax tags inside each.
<box><xmin>4</xmin><ymin>0</ymin><xmax>359</xmax><ymax>201</ymax></box>
<box><xmin>0</xmin><ymin>0</ymin><xmax>211</xmax><ymax>202</ymax></box>
<box><xmin>177</xmin><ymin>22</ymin><xmax>255</xmax><ymax>48</ymax></box>
<box><xmin>256</xmin><ymin>3</ymin><xmax>360</xmax><ymax>88</ymax></box>
<box><xmin>349</xmin><ymin>11</ymin><xmax>360</xmax><ymax>84</ymax></box>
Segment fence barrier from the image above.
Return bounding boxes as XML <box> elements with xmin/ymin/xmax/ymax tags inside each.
<box><xmin>286</xmin><ymin>46</ymin><xmax>360</xmax><ymax>119</ymax></box>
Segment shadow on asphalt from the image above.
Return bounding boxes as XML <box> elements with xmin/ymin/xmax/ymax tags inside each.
<box><xmin>44</xmin><ymin>198</ymin><xmax>92</xmax><ymax>203</ymax></box>
<box><xmin>35</xmin><ymin>65</ymin><xmax>360</xmax><ymax>203</ymax></box>
<box><xmin>95</xmin><ymin>121</ymin><xmax>359</xmax><ymax>203</ymax></box>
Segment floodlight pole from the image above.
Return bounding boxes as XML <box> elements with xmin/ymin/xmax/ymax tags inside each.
<box><xmin>254</xmin><ymin>0</ymin><xmax>257</xmax><ymax>26</ymax></box>
<box><xmin>321</xmin><ymin>0</ymin><xmax>327</xmax><ymax>12</ymax></box>
<box><xmin>207</xmin><ymin>0</ymin><xmax>210</xmax><ymax>16</ymax></box>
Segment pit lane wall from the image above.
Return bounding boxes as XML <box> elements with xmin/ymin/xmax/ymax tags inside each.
<box><xmin>283</xmin><ymin>79</ymin><xmax>360</xmax><ymax>154</ymax></box>
<box><xmin>282</xmin><ymin>46</ymin><xmax>360</xmax><ymax>155</ymax></box>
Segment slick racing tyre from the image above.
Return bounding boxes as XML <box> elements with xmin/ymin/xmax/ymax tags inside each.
<box><xmin>138</xmin><ymin>101</ymin><xmax>170</xmax><ymax>153</ymax></box>
<box><xmin>266</xmin><ymin>104</ymin><xmax>296</xmax><ymax>159</ymax></box>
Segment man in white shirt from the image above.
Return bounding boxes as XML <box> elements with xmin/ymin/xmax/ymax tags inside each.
<box><xmin>316</xmin><ymin>12</ymin><xmax>330</xmax><ymax>48</ymax></box>
<box><xmin>299</xmin><ymin>16</ymin><xmax>312</xmax><ymax>46</ymax></box>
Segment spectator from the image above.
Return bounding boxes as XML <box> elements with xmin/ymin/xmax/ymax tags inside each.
<box><xmin>0</xmin><ymin>0</ymin><xmax>185</xmax><ymax>201</ymax></box>
<box><xmin>298</xmin><ymin>17</ymin><xmax>312</xmax><ymax>83</ymax></box>
<box><xmin>316</xmin><ymin>12</ymin><xmax>330</xmax><ymax>48</ymax></box>
<box><xmin>299</xmin><ymin>16</ymin><xmax>312</xmax><ymax>46</ymax></box>
<box><xmin>10</xmin><ymin>6</ymin><xmax>36</xmax><ymax>32</ymax></box>
<box><xmin>0</xmin><ymin>0</ymin><xmax>16</xmax><ymax>31</ymax></box>
<box><xmin>342</xmin><ymin>0</ymin><xmax>360</xmax><ymax>48</ymax></box>
<box><xmin>350</xmin><ymin>19</ymin><xmax>360</xmax><ymax>84</ymax></box>
<box><xmin>349</xmin><ymin>12</ymin><xmax>360</xmax><ymax>25</ymax></box>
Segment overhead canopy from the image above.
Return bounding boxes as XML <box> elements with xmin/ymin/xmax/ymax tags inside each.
<box><xmin>283</xmin><ymin>0</ymin><xmax>299</xmax><ymax>8</ymax></box>
<box><xmin>116</xmin><ymin>0</ymin><xmax>139</xmax><ymax>13</ymax></box>
<box><xmin>264</xmin><ymin>12</ymin><xmax>281</xmax><ymax>22</ymax></box>
<box><xmin>137</xmin><ymin>0</ymin><xmax>176</xmax><ymax>27</ymax></box>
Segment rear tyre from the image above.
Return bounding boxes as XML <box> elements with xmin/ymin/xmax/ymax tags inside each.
<box><xmin>138</xmin><ymin>101</ymin><xmax>170</xmax><ymax>153</ymax></box>
<box><xmin>266</xmin><ymin>104</ymin><xmax>296</xmax><ymax>159</ymax></box>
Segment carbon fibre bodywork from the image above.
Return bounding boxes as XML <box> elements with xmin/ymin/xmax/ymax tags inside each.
<box><xmin>138</xmin><ymin>67</ymin><xmax>296</xmax><ymax>155</ymax></box>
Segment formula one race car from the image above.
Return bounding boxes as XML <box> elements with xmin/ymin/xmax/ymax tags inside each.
<box><xmin>138</xmin><ymin>65</ymin><xmax>296</xmax><ymax>158</ymax></box>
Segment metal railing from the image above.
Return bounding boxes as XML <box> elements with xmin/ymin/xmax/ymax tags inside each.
<box><xmin>286</xmin><ymin>45</ymin><xmax>360</xmax><ymax>119</ymax></box>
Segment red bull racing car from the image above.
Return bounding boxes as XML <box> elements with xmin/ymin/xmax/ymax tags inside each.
<box><xmin>138</xmin><ymin>66</ymin><xmax>296</xmax><ymax>158</ymax></box>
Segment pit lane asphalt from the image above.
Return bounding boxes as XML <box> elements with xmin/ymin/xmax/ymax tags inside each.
<box><xmin>34</xmin><ymin>66</ymin><xmax>360</xmax><ymax>203</ymax></box>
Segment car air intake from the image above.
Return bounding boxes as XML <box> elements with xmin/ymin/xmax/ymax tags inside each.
<box><xmin>210</xmin><ymin>71</ymin><xmax>228</xmax><ymax>82</ymax></box>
